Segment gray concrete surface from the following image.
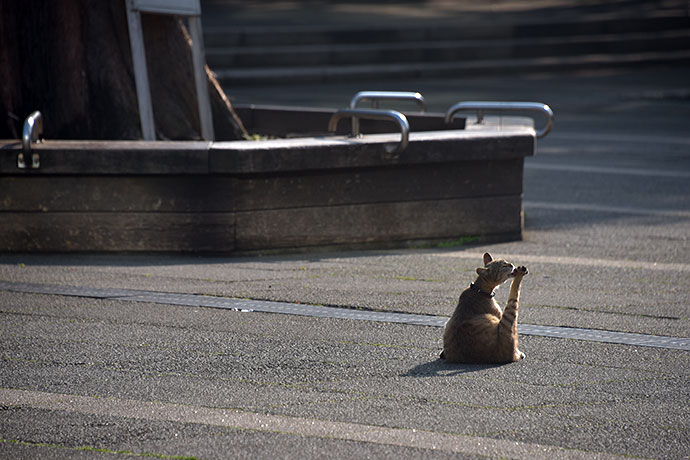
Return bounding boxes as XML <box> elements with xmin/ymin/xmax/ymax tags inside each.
<box><xmin>2</xmin><ymin>4</ymin><xmax>690</xmax><ymax>457</ymax></box>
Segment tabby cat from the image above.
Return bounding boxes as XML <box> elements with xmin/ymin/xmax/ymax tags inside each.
<box><xmin>441</xmin><ymin>253</ymin><xmax>528</xmax><ymax>364</ymax></box>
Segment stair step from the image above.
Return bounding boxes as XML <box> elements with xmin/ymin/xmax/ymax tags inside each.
<box><xmin>206</xmin><ymin>29</ymin><xmax>690</xmax><ymax>69</ymax></box>
<box><xmin>214</xmin><ymin>50</ymin><xmax>690</xmax><ymax>85</ymax></box>
<box><xmin>204</xmin><ymin>11</ymin><xmax>690</xmax><ymax>47</ymax></box>
<box><xmin>203</xmin><ymin>4</ymin><xmax>690</xmax><ymax>84</ymax></box>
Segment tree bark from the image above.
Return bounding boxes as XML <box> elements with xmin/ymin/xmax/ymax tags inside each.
<box><xmin>0</xmin><ymin>0</ymin><xmax>246</xmax><ymax>141</ymax></box>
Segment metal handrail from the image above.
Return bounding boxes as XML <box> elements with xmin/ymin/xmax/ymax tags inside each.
<box><xmin>22</xmin><ymin>111</ymin><xmax>43</xmax><ymax>152</ymax></box>
<box><xmin>328</xmin><ymin>108</ymin><xmax>410</xmax><ymax>154</ymax></box>
<box><xmin>19</xmin><ymin>111</ymin><xmax>43</xmax><ymax>169</ymax></box>
<box><xmin>445</xmin><ymin>101</ymin><xmax>554</xmax><ymax>138</ymax></box>
<box><xmin>350</xmin><ymin>91</ymin><xmax>424</xmax><ymax>138</ymax></box>
<box><xmin>350</xmin><ymin>91</ymin><xmax>426</xmax><ymax>111</ymax></box>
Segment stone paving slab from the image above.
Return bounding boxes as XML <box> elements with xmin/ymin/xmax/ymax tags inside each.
<box><xmin>2</xmin><ymin>280</ymin><xmax>689</xmax><ymax>351</ymax></box>
<box><xmin>1</xmin><ymin>249</ymin><xmax>687</xmax><ymax>338</ymax></box>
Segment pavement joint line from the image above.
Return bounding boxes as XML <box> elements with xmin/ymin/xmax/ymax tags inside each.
<box><xmin>434</xmin><ymin>251</ymin><xmax>690</xmax><ymax>272</ymax></box>
<box><xmin>524</xmin><ymin>200</ymin><xmax>690</xmax><ymax>219</ymax></box>
<box><xmin>525</xmin><ymin>162</ymin><xmax>690</xmax><ymax>179</ymax></box>
<box><xmin>546</xmin><ymin>131</ymin><xmax>690</xmax><ymax>147</ymax></box>
<box><xmin>1</xmin><ymin>280</ymin><xmax>688</xmax><ymax>351</ymax></box>
<box><xmin>0</xmin><ymin>388</ymin><xmax>632</xmax><ymax>460</ymax></box>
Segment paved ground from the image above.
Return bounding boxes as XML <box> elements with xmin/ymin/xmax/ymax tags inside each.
<box><xmin>2</xmin><ymin>3</ymin><xmax>690</xmax><ymax>457</ymax></box>
<box><xmin>1</xmin><ymin>65</ymin><xmax>688</xmax><ymax>459</ymax></box>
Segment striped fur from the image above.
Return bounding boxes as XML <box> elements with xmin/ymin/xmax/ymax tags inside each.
<box><xmin>442</xmin><ymin>253</ymin><xmax>528</xmax><ymax>364</ymax></box>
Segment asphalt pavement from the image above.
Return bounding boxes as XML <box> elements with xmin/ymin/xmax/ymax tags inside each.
<box><xmin>1</xmin><ymin>11</ymin><xmax>690</xmax><ymax>460</ymax></box>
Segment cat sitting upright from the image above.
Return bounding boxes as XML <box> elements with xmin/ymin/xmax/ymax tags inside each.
<box><xmin>441</xmin><ymin>253</ymin><xmax>528</xmax><ymax>364</ymax></box>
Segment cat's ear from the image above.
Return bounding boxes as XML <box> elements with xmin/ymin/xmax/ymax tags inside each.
<box><xmin>476</xmin><ymin>267</ymin><xmax>488</xmax><ymax>277</ymax></box>
<box><xmin>483</xmin><ymin>253</ymin><xmax>493</xmax><ymax>266</ymax></box>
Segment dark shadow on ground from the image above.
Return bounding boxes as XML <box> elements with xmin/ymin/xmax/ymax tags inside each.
<box><xmin>402</xmin><ymin>358</ymin><xmax>505</xmax><ymax>377</ymax></box>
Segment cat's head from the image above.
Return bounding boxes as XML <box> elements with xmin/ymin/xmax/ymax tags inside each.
<box><xmin>476</xmin><ymin>253</ymin><xmax>516</xmax><ymax>285</ymax></box>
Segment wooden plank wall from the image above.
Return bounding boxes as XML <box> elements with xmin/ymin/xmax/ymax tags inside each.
<box><xmin>0</xmin><ymin>174</ymin><xmax>236</xmax><ymax>252</ymax></box>
<box><xmin>234</xmin><ymin>105</ymin><xmax>466</xmax><ymax>138</ymax></box>
<box><xmin>0</xmin><ymin>161</ymin><xmax>524</xmax><ymax>252</ymax></box>
<box><xmin>0</xmin><ymin>119</ymin><xmax>532</xmax><ymax>253</ymax></box>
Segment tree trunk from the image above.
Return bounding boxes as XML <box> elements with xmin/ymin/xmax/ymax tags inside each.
<box><xmin>0</xmin><ymin>0</ymin><xmax>246</xmax><ymax>141</ymax></box>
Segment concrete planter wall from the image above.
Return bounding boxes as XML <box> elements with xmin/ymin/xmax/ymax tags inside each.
<box><xmin>0</xmin><ymin>106</ymin><xmax>535</xmax><ymax>253</ymax></box>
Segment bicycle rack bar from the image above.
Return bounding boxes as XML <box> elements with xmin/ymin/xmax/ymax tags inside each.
<box><xmin>19</xmin><ymin>111</ymin><xmax>43</xmax><ymax>169</ymax></box>
<box><xmin>445</xmin><ymin>101</ymin><xmax>554</xmax><ymax>138</ymax></box>
<box><xmin>350</xmin><ymin>91</ymin><xmax>426</xmax><ymax>111</ymax></box>
<box><xmin>350</xmin><ymin>91</ymin><xmax>424</xmax><ymax>138</ymax></box>
<box><xmin>329</xmin><ymin>108</ymin><xmax>410</xmax><ymax>154</ymax></box>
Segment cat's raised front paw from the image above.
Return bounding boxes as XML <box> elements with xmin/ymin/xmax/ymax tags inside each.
<box><xmin>513</xmin><ymin>265</ymin><xmax>528</xmax><ymax>278</ymax></box>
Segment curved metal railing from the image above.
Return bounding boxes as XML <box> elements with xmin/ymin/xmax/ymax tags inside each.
<box><xmin>350</xmin><ymin>91</ymin><xmax>424</xmax><ymax>138</ymax></box>
<box><xmin>350</xmin><ymin>91</ymin><xmax>426</xmax><ymax>111</ymax></box>
<box><xmin>19</xmin><ymin>111</ymin><xmax>43</xmax><ymax>169</ymax></box>
<box><xmin>329</xmin><ymin>108</ymin><xmax>410</xmax><ymax>154</ymax></box>
<box><xmin>445</xmin><ymin>101</ymin><xmax>554</xmax><ymax>138</ymax></box>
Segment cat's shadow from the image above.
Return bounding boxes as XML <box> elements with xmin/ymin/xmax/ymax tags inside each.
<box><xmin>402</xmin><ymin>358</ymin><xmax>505</xmax><ymax>377</ymax></box>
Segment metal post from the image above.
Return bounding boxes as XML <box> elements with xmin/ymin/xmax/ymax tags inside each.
<box><xmin>126</xmin><ymin>0</ymin><xmax>213</xmax><ymax>140</ymax></box>
<box><xmin>125</xmin><ymin>0</ymin><xmax>156</xmax><ymax>140</ymax></box>
<box><xmin>188</xmin><ymin>16</ymin><xmax>214</xmax><ymax>140</ymax></box>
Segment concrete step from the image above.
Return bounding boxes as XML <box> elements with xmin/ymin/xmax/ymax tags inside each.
<box><xmin>214</xmin><ymin>50</ymin><xmax>690</xmax><ymax>85</ymax></box>
<box><xmin>204</xmin><ymin>12</ymin><xmax>689</xmax><ymax>47</ymax></box>
<box><xmin>207</xmin><ymin>29</ymin><xmax>690</xmax><ymax>69</ymax></box>
<box><xmin>204</xmin><ymin>5</ymin><xmax>690</xmax><ymax>85</ymax></box>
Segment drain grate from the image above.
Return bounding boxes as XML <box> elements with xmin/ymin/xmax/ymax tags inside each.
<box><xmin>1</xmin><ymin>280</ymin><xmax>688</xmax><ymax>351</ymax></box>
